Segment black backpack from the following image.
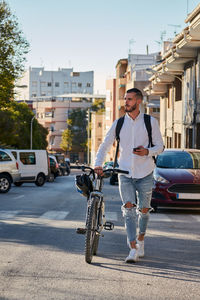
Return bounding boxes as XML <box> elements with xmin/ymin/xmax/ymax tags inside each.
<box><xmin>113</xmin><ymin>114</ymin><xmax>155</xmax><ymax>167</ymax></box>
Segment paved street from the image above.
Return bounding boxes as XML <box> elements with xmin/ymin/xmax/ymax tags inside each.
<box><xmin>0</xmin><ymin>172</ymin><xmax>200</xmax><ymax>300</ymax></box>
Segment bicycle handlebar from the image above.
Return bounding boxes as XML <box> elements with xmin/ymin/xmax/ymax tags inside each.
<box><xmin>71</xmin><ymin>165</ymin><xmax>129</xmax><ymax>175</ymax></box>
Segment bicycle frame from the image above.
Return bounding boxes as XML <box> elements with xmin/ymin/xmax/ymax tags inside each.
<box><xmin>75</xmin><ymin>165</ymin><xmax>128</xmax><ymax>263</ymax></box>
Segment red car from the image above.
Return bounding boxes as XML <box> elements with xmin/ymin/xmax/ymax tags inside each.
<box><xmin>151</xmin><ymin>149</ymin><xmax>200</xmax><ymax>211</ymax></box>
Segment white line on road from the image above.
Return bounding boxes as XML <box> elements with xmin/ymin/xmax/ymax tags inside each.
<box><xmin>105</xmin><ymin>212</ymin><xmax>118</xmax><ymax>221</ymax></box>
<box><xmin>150</xmin><ymin>214</ymin><xmax>172</xmax><ymax>222</ymax></box>
<box><xmin>13</xmin><ymin>195</ymin><xmax>25</xmax><ymax>200</ymax></box>
<box><xmin>192</xmin><ymin>215</ymin><xmax>200</xmax><ymax>222</ymax></box>
<box><xmin>0</xmin><ymin>211</ymin><xmax>19</xmax><ymax>219</ymax></box>
<box><xmin>40</xmin><ymin>211</ymin><xmax>69</xmax><ymax>220</ymax></box>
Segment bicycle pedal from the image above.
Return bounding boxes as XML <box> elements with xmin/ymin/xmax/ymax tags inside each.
<box><xmin>103</xmin><ymin>221</ymin><xmax>114</xmax><ymax>230</ymax></box>
<box><xmin>76</xmin><ymin>228</ymin><xmax>86</xmax><ymax>234</ymax></box>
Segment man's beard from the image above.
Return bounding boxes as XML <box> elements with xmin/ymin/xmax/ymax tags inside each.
<box><xmin>125</xmin><ymin>103</ymin><xmax>137</xmax><ymax>112</ymax></box>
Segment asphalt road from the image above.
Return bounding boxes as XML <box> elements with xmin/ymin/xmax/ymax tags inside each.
<box><xmin>0</xmin><ymin>172</ymin><xmax>200</xmax><ymax>300</ymax></box>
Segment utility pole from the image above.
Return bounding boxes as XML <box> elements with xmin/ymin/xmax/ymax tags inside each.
<box><xmin>87</xmin><ymin>109</ymin><xmax>90</xmax><ymax>165</ymax></box>
<box><xmin>30</xmin><ymin>115</ymin><xmax>35</xmax><ymax>149</ymax></box>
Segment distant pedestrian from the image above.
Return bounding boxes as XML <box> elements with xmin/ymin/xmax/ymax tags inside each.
<box><xmin>94</xmin><ymin>88</ymin><xmax>164</xmax><ymax>262</ymax></box>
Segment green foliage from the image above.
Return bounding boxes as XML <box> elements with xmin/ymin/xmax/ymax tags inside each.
<box><xmin>60</xmin><ymin>128</ymin><xmax>73</xmax><ymax>152</ymax></box>
<box><xmin>0</xmin><ymin>2</ymin><xmax>46</xmax><ymax>149</ymax></box>
<box><xmin>0</xmin><ymin>102</ymin><xmax>48</xmax><ymax>149</ymax></box>
<box><xmin>0</xmin><ymin>1</ymin><xmax>29</xmax><ymax>104</ymax></box>
<box><xmin>60</xmin><ymin>109</ymin><xmax>88</xmax><ymax>153</ymax></box>
<box><xmin>90</xmin><ymin>98</ymin><xmax>105</xmax><ymax>113</ymax></box>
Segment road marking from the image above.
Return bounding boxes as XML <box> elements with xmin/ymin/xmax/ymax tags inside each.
<box><xmin>40</xmin><ymin>211</ymin><xmax>69</xmax><ymax>220</ymax></box>
<box><xmin>150</xmin><ymin>214</ymin><xmax>171</xmax><ymax>222</ymax></box>
<box><xmin>105</xmin><ymin>212</ymin><xmax>118</xmax><ymax>221</ymax></box>
<box><xmin>192</xmin><ymin>215</ymin><xmax>200</xmax><ymax>222</ymax></box>
<box><xmin>0</xmin><ymin>211</ymin><xmax>19</xmax><ymax>219</ymax></box>
<box><xmin>14</xmin><ymin>195</ymin><xmax>24</xmax><ymax>200</ymax></box>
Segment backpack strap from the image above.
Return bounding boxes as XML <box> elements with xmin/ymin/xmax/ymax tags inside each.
<box><xmin>144</xmin><ymin>114</ymin><xmax>156</xmax><ymax>163</ymax></box>
<box><xmin>114</xmin><ymin>116</ymin><xmax>125</xmax><ymax>168</ymax></box>
<box><xmin>144</xmin><ymin>114</ymin><xmax>153</xmax><ymax>147</ymax></box>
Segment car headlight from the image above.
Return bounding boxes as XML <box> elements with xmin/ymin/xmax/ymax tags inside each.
<box><xmin>153</xmin><ymin>173</ymin><xmax>169</xmax><ymax>183</ymax></box>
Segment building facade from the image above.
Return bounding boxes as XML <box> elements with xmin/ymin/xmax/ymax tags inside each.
<box><xmin>15</xmin><ymin>67</ymin><xmax>94</xmax><ymax>101</ymax></box>
<box><xmin>146</xmin><ymin>3</ymin><xmax>200</xmax><ymax>149</ymax></box>
<box><xmin>33</xmin><ymin>93</ymin><xmax>105</xmax><ymax>162</ymax></box>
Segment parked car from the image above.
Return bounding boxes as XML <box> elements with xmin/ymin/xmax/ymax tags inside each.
<box><xmin>10</xmin><ymin>150</ymin><xmax>49</xmax><ymax>187</ymax></box>
<box><xmin>48</xmin><ymin>155</ymin><xmax>60</xmax><ymax>182</ymax></box>
<box><xmin>103</xmin><ymin>161</ymin><xmax>119</xmax><ymax>185</ymax></box>
<box><xmin>54</xmin><ymin>154</ymin><xmax>70</xmax><ymax>176</ymax></box>
<box><xmin>0</xmin><ymin>149</ymin><xmax>21</xmax><ymax>193</ymax></box>
<box><xmin>151</xmin><ymin>149</ymin><xmax>200</xmax><ymax>211</ymax></box>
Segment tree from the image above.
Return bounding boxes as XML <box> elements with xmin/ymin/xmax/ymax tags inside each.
<box><xmin>60</xmin><ymin>109</ymin><xmax>88</xmax><ymax>153</ymax></box>
<box><xmin>0</xmin><ymin>0</ymin><xmax>29</xmax><ymax>105</ymax></box>
<box><xmin>0</xmin><ymin>102</ymin><xmax>48</xmax><ymax>149</ymax></box>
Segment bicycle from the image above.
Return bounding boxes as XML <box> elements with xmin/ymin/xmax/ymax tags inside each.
<box><xmin>74</xmin><ymin>165</ymin><xmax>128</xmax><ymax>264</ymax></box>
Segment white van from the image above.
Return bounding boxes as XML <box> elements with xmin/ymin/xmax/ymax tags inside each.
<box><xmin>10</xmin><ymin>150</ymin><xmax>49</xmax><ymax>187</ymax></box>
<box><xmin>0</xmin><ymin>149</ymin><xmax>21</xmax><ymax>193</ymax></box>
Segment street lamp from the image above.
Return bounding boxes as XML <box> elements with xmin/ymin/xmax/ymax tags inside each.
<box><xmin>30</xmin><ymin>115</ymin><xmax>35</xmax><ymax>149</ymax></box>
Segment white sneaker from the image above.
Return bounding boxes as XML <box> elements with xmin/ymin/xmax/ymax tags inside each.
<box><xmin>125</xmin><ymin>248</ymin><xmax>139</xmax><ymax>263</ymax></box>
<box><xmin>137</xmin><ymin>240</ymin><xmax>144</xmax><ymax>257</ymax></box>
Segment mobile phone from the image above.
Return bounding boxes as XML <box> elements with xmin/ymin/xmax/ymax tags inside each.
<box><xmin>133</xmin><ymin>147</ymin><xmax>140</xmax><ymax>152</ymax></box>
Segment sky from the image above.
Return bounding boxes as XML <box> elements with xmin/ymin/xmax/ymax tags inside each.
<box><xmin>7</xmin><ymin>0</ymin><xmax>200</xmax><ymax>94</ymax></box>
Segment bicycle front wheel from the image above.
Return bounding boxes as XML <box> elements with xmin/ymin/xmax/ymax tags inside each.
<box><xmin>85</xmin><ymin>196</ymin><xmax>99</xmax><ymax>263</ymax></box>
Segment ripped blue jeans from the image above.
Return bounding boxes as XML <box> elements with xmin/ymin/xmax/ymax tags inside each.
<box><xmin>118</xmin><ymin>172</ymin><xmax>153</xmax><ymax>245</ymax></box>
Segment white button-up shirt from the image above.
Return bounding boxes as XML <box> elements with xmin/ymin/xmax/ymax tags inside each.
<box><xmin>94</xmin><ymin>113</ymin><xmax>164</xmax><ymax>179</ymax></box>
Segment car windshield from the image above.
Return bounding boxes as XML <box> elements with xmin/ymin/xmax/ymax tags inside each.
<box><xmin>156</xmin><ymin>151</ymin><xmax>200</xmax><ymax>169</ymax></box>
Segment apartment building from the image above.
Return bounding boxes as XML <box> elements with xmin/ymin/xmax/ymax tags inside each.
<box><xmin>32</xmin><ymin>94</ymin><xmax>105</xmax><ymax>161</ymax></box>
<box><xmin>15</xmin><ymin>67</ymin><xmax>94</xmax><ymax>101</ymax></box>
<box><xmin>115</xmin><ymin>54</ymin><xmax>160</xmax><ymax>122</ymax></box>
<box><xmin>145</xmin><ymin>3</ymin><xmax>200</xmax><ymax>149</ymax></box>
<box><xmin>90</xmin><ymin>112</ymin><xmax>105</xmax><ymax>166</ymax></box>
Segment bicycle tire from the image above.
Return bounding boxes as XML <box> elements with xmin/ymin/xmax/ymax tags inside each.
<box><xmin>93</xmin><ymin>202</ymin><xmax>102</xmax><ymax>255</ymax></box>
<box><xmin>85</xmin><ymin>196</ymin><xmax>98</xmax><ymax>263</ymax></box>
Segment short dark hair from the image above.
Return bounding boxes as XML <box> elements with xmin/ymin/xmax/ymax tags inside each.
<box><xmin>126</xmin><ymin>88</ymin><xmax>143</xmax><ymax>100</ymax></box>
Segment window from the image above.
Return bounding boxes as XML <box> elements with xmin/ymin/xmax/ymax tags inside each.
<box><xmin>87</xmin><ymin>83</ymin><xmax>91</xmax><ymax>87</ymax></box>
<box><xmin>32</xmin><ymin>94</ymin><xmax>37</xmax><ymax>97</ymax></box>
<box><xmin>0</xmin><ymin>151</ymin><xmax>12</xmax><ymax>161</ymax></box>
<box><xmin>64</xmin><ymin>82</ymin><xmax>69</xmax><ymax>87</ymax></box>
<box><xmin>98</xmin><ymin>122</ymin><xmax>102</xmax><ymax>128</ymax></box>
<box><xmin>153</xmin><ymin>108</ymin><xmax>160</xmax><ymax>113</ymax></box>
<box><xmin>174</xmin><ymin>132</ymin><xmax>181</xmax><ymax>148</ymax></box>
<box><xmin>47</xmin><ymin>82</ymin><xmax>52</xmax><ymax>87</ymax></box>
<box><xmin>50</xmin><ymin>137</ymin><xmax>55</xmax><ymax>145</ymax></box>
<box><xmin>41</xmin><ymin>81</ymin><xmax>46</xmax><ymax>87</ymax></box>
<box><xmin>175</xmin><ymin>77</ymin><xmax>182</xmax><ymax>101</ymax></box>
<box><xmin>19</xmin><ymin>152</ymin><xmax>36</xmax><ymax>165</ymax></box>
<box><xmin>167</xmin><ymin>137</ymin><xmax>172</xmax><ymax>148</ymax></box>
<box><xmin>78</xmin><ymin>83</ymin><xmax>82</xmax><ymax>87</ymax></box>
<box><xmin>32</xmin><ymin>81</ymin><xmax>37</xmax><ymax>87</ymax></box>
<box><xmin>55</xmin><ymin>82</ymin><xmax>59</xmax><ymax>87</ymax></box>
<box><xmin>106</xmin><ymin>107</ymin><xmax>111</xmax><ymax>120</ymax></box>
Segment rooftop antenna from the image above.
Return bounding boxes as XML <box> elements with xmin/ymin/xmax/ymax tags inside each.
<box><xmin>128</xmin><ymin>39</ymin><xmax>135</xmax><ymax>54</ymax></box>
<box><xmin>155</xmin><ymin>30</ymin><xmax>166</xmax><ymax>50</ymax></box>
<box><xmin>168</xmin><ymin>24</ymin><xmax>181</xmax><ymax>36</ymax></box>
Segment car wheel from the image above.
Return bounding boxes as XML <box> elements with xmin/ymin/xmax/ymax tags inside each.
<box><xmin>110</xmin><ymin>176</ymin><xmax>116</xmax><ymax>185</ymax></box>
<box><xmin>0</xmin><ymin>174</ymin><xmax>11</xmax><ymax>193</ymax></box>
<box><xmin>48</xmin><ymin>173</ymin><xmax>55</xmax><ymax>182</ymax></box>
<box><xmin>14</xmin><ymin>182</ymin><xmax>23</xmax><ymax>187</ymax></box>
<box><xmin>35</xmin><ymin>173</ymin><xmax>46</xmax><ymax>186</ymax></box>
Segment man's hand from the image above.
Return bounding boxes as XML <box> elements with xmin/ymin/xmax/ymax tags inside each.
<box><xmin>133</xmin><ymin>146</ymin><xmax>149</xmax><ymax>156</ymax></box>
<box><xmin>94</xmin><ymin>166</ymin><xmax>104</xmax><ymax>176</ymax></box>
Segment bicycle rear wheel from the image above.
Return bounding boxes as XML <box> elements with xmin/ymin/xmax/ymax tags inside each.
<box><xmin>85</xmin><ymin>196</ymin><xmax>99</xmax><ymax>263</ymax></box>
